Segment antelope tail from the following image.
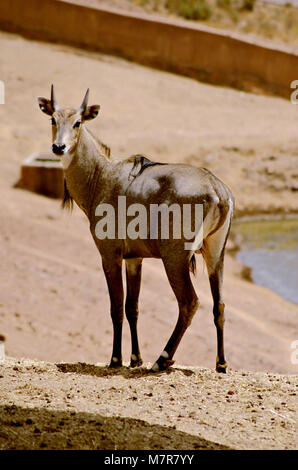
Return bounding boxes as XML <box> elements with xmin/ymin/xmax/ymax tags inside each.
<box><xmin>189</xmin><ymin>254</ymin><xmax>196</xmax><ymax>276</ymax></box>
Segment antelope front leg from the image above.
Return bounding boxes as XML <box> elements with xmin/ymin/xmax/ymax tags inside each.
<box><xmin>102</xmin><ymin>258</ymin><xmax>124</xmax><ymax>368</ymax></box>
<box><xmin>125</xmin><ymin>258</ymin><xmax>143</xmax><ymax>367</ymax></box>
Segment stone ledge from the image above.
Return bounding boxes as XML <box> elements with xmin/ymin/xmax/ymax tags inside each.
<box><xmin>16</xmin><ymin>152</ymin><xmax>64</xmax><ymax>199</ymax></box>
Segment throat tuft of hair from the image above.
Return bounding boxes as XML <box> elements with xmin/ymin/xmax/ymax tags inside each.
<box><xmin>62</xmin><ymin>179</ymin><xmax>73</xmax><ymax>210</ymax></box>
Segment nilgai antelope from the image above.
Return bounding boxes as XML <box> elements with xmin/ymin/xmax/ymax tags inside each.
<box><xmin>38</xmin><ymin>86</ymin><xmax>234</xmax><ymax>373</ymax></box>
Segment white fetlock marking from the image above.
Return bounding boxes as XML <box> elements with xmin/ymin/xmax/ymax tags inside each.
<box><xmin>161</xmin><ymin>350</ymin><xmax>169</xmax><ymax>359</ymax></box>
<box><xmin>112</xmin><ymin>357</ymin><xmax>119</xmax><ymax>363</ymax></box>
<box><xmin>151</xmin><ymin>362</ymin><xmax>160</xmax><ymax>372</ymax></box>
<box><xmin>217</xmin><ymin>362</ymin><xmax>227</xmax><ymax>369</ymax></box>
<box><xmin>131</xmin><ymin>354</ymin><xmax>138</xmax><ymax>362</ymax></box>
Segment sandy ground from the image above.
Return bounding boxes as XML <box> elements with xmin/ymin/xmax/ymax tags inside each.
<box><xmin>0</xmin><ymin>358</ymin><xmax>297</xmax><ymax>450</ymax></box>
<box><xmin>0</xmin><ymin>31</ymin><xmax>297</xmax><ymax>449</ymax></box>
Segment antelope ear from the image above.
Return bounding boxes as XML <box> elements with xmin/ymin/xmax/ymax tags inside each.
<box><xmin>83</xmin><ymin>104</ymin><xmax>100</xmax><ymax>121</ymax></box>
<box><xmin>38</xmin><ymin>97</ymin><xmax>54</xmax><ymax>116</ymax></box>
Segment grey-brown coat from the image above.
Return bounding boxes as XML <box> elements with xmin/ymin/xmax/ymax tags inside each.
<box><xmin>38</xmin><ymin>86</ymin><xmax>234</xmax><ymax>372</ymax></box>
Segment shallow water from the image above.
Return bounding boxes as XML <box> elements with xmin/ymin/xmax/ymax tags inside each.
<box><xmin>231</xmin><ymin>218</ymin><xmax>298</xmax><ymax>305</ymax></box>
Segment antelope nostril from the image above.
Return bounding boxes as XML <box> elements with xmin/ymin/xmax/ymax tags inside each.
<box><xmin>52</xmin><ymin>143</ymin><xmax>66</xmax><ymax>155</ymax></box>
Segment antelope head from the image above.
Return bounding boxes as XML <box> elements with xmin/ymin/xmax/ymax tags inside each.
<box><xmin>38</xmin><ymin>85</ymin><xmax>100</xmax><ymax>156</ymax></box>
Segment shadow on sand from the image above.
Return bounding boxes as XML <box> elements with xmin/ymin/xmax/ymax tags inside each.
<box><xmin>0</xmin><ymin>404</ymin><xmax>230</xmax><ymax>450</ymax></box>
<box><xmin>55</xmin><ymin>362</ymin><xmax>195</xmax><ymax>379</ymax></box>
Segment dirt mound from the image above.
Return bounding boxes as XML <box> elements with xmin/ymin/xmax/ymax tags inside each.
<box><xmin>0</xmin><ymin>358</ymin><xmax>297</xmax><ymax>450</ymax></box>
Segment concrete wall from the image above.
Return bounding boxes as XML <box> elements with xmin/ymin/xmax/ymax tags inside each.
<box><xmin>16</xmin><ymin>154</ymin><xmax>64</xmax><ymax>198</ymax></box>
<box><xmin>0</xmin><ymin>0</ymin><xmax>297</xmax><ymax>98</ymax></box>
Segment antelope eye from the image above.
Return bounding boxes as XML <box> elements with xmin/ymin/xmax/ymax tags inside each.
<box><xmin>51</xmin><ymin>117</ymin><xmax>56</xmax><ymax>126</ymax></box>
<box><xmin>73</xmin><ymin>120</ymin><xmax>81</xmax><ymax>128</ymax></box>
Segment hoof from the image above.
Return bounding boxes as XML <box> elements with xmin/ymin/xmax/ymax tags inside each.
<box><xmin>130</xmin><ymin>354</ymin><xmax>143</xmax><ymax>368</ymax></box>
<box><xmin>109</xmin><ymin>357</ymin><xmax>122</xmax><ymax>368</ymax></box>
<box><xmin>151</xmin><ymin>356</ymin><xmax>175</xmax><ymax>372</ymax></box>
<box><xmin>216</xmin><ymin>362</ymin><xmax>227</xmax><ymax>373</ymax></box>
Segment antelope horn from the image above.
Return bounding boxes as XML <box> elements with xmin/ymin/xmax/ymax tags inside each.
<box><xmin>79</xmin><ymin>88</ymin><xmax>89</xmax><ymax>114</ymax></box>
<box><xmin>51</xmin><ymin>84</ymin><xmax>58</xmax><ymax>111</ymax></box>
